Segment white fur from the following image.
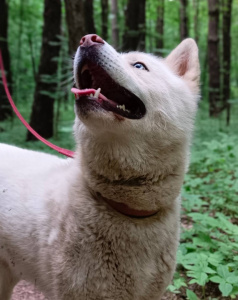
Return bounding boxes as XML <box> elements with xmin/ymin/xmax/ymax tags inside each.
<box><xmin>0</xmin><ymin>38</ymin><xmax>199</xmax><ymax>300</ymax></box>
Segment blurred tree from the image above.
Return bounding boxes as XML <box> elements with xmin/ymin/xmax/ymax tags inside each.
<box><xmin>0</xmin><ymin>0</ymin><xmax>13</xmax><ymax>120</ymax></box>
<box><xmin>193</xmin><ymin>0</ymin><xmax>199</xmax><ymax>43</ymax></box>
<box><xmin>222</xmin><ymin>0</ymin><xmax>233</xmax><ymax>125</ymax></box>
<box><xmin>65</xmin><ymin>0</ymin><xmax>96</xmax><ymax>54</ymax></box>
<box><xmin>110</xmin><ymin>0</ymin><xmax>119</xmax><ymax>49</ymax></box>
<box><xmin>27</xmin><ymin>0</ymin><xmax>61</xmax><ymax>140</ymax></box>
<box><xmin>84</xmin><ymin>0</ymin><xmax>96</xmax><ymax>34</ymax></box>
<box><xmin>123</xmin><ymin>0</ymin><xmax>146</xmax><ymax>51</ymax></box>
<box><xmin>65</xmin><ymin>0</ymin><xmax>85</xmax><ymax>54</ymax></box>
<box><xmin>208</xmin><ymin>0</ymin><xmax>221</xmax><ymax>117</ymax></box>
<box><xmin>156</xmin><ymin>0</ymin><xmax>164</xmax><ymax>56</ymax></box>
<box><xmin>101</xmin><ymin>0</ymin><xmax>108</xmax><ymax>40</ymax></box>
<box><xmin>179</xmin><ymin>0</ymin><xmax>189</xmax><ymax>40</ymax></box>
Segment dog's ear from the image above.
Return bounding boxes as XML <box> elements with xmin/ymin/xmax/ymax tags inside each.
<box><xmin>165</xmin><ymin>38</ymin><xmax>200</xmax><ymax>93</ymax></box>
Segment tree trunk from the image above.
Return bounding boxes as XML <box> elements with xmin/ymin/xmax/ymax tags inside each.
<box><xmin>65</xmin><ymin>0</ymin><xmax>85</xmax><ymax>54</ymax></box>
<box><xmin>222</xmin><ymin>0</ymin><xmax>233</xmax><ymax>125</ymax></box>
<box><xmin>123</xmin><ymin>0</ymin><xmax>146</xmax><ymax>51</ymax></box>
<box><xmin>83</xmin><ymin>0</ymin><xmax>96</xmax><ymax>34</ymax></box>
<box><xmin>27</xmin><ymin>0</ymin><xmax>61</xmax><ymax>141</ymax></box>
<box><xmin>0</xmin><ymin>0</ymin><xmax>13</xmax><ymax>120</ymax></box>
<box><xmin>179</xmin><ymin>0</ymin><xmax>189</xmax><ymax>40</ymax></box>
<box><xmin>110</xmin><ymin>0</ymin><xmax>119</xmax><ymax>49</ymax></box>
<box><xmin>156</xmin><ymin>0</ymin><xmax>164</xmax><ymax>56</ymax></box>
<box><xmin>101</xmin><ymin>0</ymin><xmax>108</xmax><ymax>40</ymax></box>
<box><xmin>193</xmin><ymin>0</ymin><xmax>199</xmax><ymax>43</ymax></box>
<box><xmin>208</xmin><ymin>0</ymin><xmax>221</xmax><ymax>117</ymax></box>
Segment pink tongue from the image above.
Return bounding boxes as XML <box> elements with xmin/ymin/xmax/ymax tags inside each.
<box><xmin>71</xmin><ymin>88</ymin><xmax>108</xmax><ymax>101</ymax></box>
<box><xmin>71</xmin><ymin>87</ymin><xmax>118</xmax><ymax>108</ymax></box>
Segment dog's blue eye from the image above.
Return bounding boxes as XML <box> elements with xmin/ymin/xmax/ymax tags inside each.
<box><xmin>133</xmin><ymin>63</ymin><xmax>147</xmax><ymax>71</ymax></box>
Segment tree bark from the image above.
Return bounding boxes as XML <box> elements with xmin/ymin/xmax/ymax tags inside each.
<box><xmin>83</xmin><ymin>0</ymin><xmax>96</xmax><ymax>34</ymax></box>
<box><xmin>27</xmin><ymin>0</ymin><xmax>61</xmax><ymax>140</ymax></box>
<box><xmin>179</xmin><ymin>0</ymin><xmax>189</xmax><ymax>40</ymax></box>
<box><xmin>123</xmin><ymin>0</ymin><xmax>146</xmax><ymax>51</ymax></box>
<box><xmin>156</xmin><ymin>0</ymin><xmax>164</xmax><ymax>56</ymax></box>
<box><xmin>101</xmin><ymin>0</ymin><xmax>108</xmax><ymax>40</ymax></box>
<box><xmin>65</xmin><ymin>0</ymin><xmax>85</xmax><ymax>54</ymax></box>
<box><xmin>0</xmin><ymin>0</ymin><xmax>13</xmax><ymax>120</ymax></box>
<box><xmin>110</xmin><ymin>0</ymin><xmax>119</xmax><ymax>49</ymax></box>
<box><xmin>222</xmin><ymin>0</ymin><xmax>233</xmax><ymax>124</ymax></box>
<box><xmin>208</xmin><ymin>0</ymin><xmax>221</xmax><ymax>117</ymax></box>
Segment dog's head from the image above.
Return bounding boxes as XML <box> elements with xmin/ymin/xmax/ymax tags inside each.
<box><xmin>73</xmin><ymin>34</ymin><xmax>199</xmax><ymax>147</ymax></box>
<box><xmin>72</xmin><ymin>35</ymin><xmax>200</xmax><ymax>211</ymax></box>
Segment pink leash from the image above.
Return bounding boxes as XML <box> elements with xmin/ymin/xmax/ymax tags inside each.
<box><xmin>0</xmin><ymin>49</ymin><xmax>75</xmax><ymax>158</ymax></box>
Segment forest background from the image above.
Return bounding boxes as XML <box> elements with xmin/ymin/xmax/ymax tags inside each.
<box><xmin>0</xmin><ymin>0</ymin><xmax>238</xmax><ymax>299</ymax></box>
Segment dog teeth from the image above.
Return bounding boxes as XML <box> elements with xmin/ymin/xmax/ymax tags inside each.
<box><xmin>117</xmin><ymin>105</ymin><xmax>124</xmax><ymax>111</ymax></box>
<box><xmin>94</xmin><ymin>88</ymin><xmax>101</xmax><ymax>99</ymax></box>
<box><xmin>116</xmin><ymin>104</ymin><xmax>130</xmax><ymax>113</ymax></box>
<box><xmin>90</xmin><ymin>93</ymin><xmax>93</xmax><ymax>97</ymax></box>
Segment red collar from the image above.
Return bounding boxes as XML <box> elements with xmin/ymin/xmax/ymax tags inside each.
<box><xmin>98</xmin><ymin>194</ymin><xmax>159</xmax><ymax>218</ymax></box>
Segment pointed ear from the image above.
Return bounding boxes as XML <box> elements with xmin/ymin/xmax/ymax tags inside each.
<box><xmin>165</xmin><ymin>38</ymin><xmax>200</xmax><ymax>93</ymax></box>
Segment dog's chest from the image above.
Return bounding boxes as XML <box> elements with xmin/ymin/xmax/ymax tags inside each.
<box><xmin>49</xmin><ymin>207</ymin><xmax>178</xmax><ymax>300</ymax></box>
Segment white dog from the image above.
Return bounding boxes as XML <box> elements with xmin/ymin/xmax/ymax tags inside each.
<box><xmin>0</xmin><ymin>35</ymin><xmax>199</xmax><ymax>300</ymax></box>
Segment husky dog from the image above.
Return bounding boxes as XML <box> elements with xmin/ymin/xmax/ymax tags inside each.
<box><xmin>0</xmin><ymin>35</ymin><xmax>199</xmax><ymax>300</ymax></box>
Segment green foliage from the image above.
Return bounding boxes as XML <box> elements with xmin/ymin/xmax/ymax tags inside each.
<box><xmin>186</xmin><ymin>289</ymin><xmax>200</xmax><ymax>300</ymax></box>
<box><xmin>8</xmin><ymin>0</ymin><xmax>44</xmax><ymax>103</ymax></box>
<box><xmin>168</xmin><ymin>113</ymin><xmax>238</xmax><ymax>298</ymax></box>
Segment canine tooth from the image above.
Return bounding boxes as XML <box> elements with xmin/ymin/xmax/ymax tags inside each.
<box><xmin>94</xmin><ymin>88</ymin><xmax>101</xmax><ymax>99</ymax></box>
<box><xmin>90</xmin><ymin>93</ymin><xmax>93</xmax><ymax>97</ymax></box>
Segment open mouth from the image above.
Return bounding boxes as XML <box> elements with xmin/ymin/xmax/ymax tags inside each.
<box><xmin>72</xmin><ymin>61</ymin><xmax>146</xmax><ymax>119</ymax></box>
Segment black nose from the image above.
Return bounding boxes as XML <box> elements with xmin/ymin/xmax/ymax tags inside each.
<box><xmin>79</xmin><ymin>34</ymin><xmax>104</xmax><ymax>47</ymax></box>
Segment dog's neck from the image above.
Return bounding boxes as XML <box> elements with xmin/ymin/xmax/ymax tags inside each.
<box><xmin>77</xmin><ymin>134</ymin><xmax>187</xmax><ymax>215</ymax></box>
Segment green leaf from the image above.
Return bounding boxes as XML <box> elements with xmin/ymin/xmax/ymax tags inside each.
<box><xmin>173</xmin><ymin>277</ymin><xmax>187</xmax><ymax>289</ymax></box>
<box><xmin>167</xmin><ymin>285</ymin><xmax>179</xmax><ymax>293</ymax></box>
<box><xmin>217</xmin><ymin>265</ymin><xmax>231</xmax><ymax>279</ymax></box>
<box><xmin>219</xmin><ymin>282</ymin><xmax>233</xmax><ymax>296</ymax></box>
<box><xmin>208</xmin><ymin>253</ymin><xmax>224</xmax><ymax>267</ymax></box>
<box><xmin>210</xmin><ymin>276</ymin><xmax>223</xmax><ymax>283</ymax></box>
<box><xmin>204</xmin><ymin>267</ymin><xmax>216</xmax><ymax>274</ymax></box>
<box><xmin>188</xmin><ymin>272</ymin><xmax>208</xmax><ymax>286</ymax></box>
<box><xmin>186</xmin><ymin>289</ymin><xmax>199</xmax><ymax>300</ymax></box>
<box><xmin>227</xmin><ymin>276</ymin><xmax>238</xmax><ymax>284</ymax></box>
<box><xmin>197</xmin><ymin>272</ymin><xmax>208</xmax><ymax>285</ymax></box>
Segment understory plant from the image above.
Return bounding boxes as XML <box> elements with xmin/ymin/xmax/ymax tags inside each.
<box><xmin>169</xmin><ymin>132</ymin><xmax>238</xmax><ymax>299</ymax></box>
